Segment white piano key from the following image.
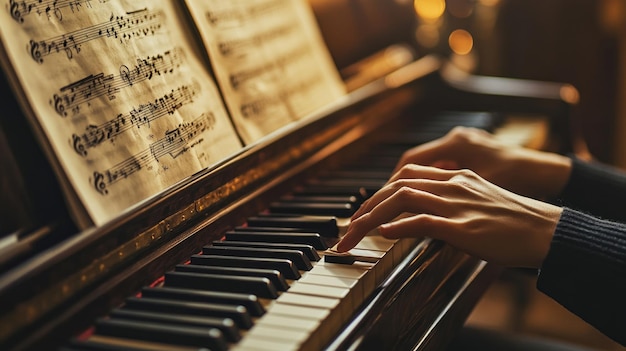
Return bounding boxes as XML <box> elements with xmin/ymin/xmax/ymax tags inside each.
<box><xmin>275</xmin><ymin>293</ymin><xmax>344</xmax><ymax>342</ymax></box>
<box><xmin>231</xmin><ymin>335</ymin><xmax>300</xmax><ymax>351</ymax></box>
<box><xmin>87</xmin><ymin>335</ymin><xmax>199</xmax><ymax>351</ymax></box>
<box><xmin>355</xmin><ymin>235</ymin><xmax>399</xmax><ymax>265</ymax></box>
<box><xmin>254</xmin><ymin>314</ymin><xmax>324</xmax><ymax>351</ymax></box>
<box><xmin>287</xmin><ymin>281</ymin><xmax>352</xmax><ymax>318</ymax></box>
<box><xmin>297</xmin><ymin>273</ymin><xmax>363</xmax><ymax>309</ymax></box>
<box><xmin>309</xmin><ymin>260</ymin><xmax>376</xmax><ymax>297</ymax></box>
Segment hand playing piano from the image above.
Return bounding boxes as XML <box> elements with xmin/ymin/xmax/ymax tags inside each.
<box><xmin>336</xmin><ymin>164</ymin><xmax>563</xmax><ymax>269</ymax></box>
<box><xmin>393</xmin><ymin>126</ymin><xmax>572</xmax><ymax>200</ymax></box>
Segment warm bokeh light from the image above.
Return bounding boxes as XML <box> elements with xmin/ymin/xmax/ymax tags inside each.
<box><xmin>414</xmin><ymin>0</ymin><xmax>446</xmax><ymax>20</ymax></box>
<box><xmin>448</xmin><ymin>29</ymin><xmax>473</xmax><ymax>55</ymax></box>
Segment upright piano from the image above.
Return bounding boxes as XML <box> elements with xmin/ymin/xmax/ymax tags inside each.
<box><xmin>0</xmin><ymin>1</ymin><xmax>579</xmax><ymax>350</ymax></box>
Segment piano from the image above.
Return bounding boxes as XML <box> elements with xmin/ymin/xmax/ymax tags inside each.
<box><xmin>0</xmin><ymin>1</ymin><xmax>580</xmax><ymax>350</ymax></box>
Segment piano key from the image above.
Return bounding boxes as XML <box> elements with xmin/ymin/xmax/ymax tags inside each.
<box><xmin>230</xmin><ymin>336</ymin><xmax>300</xmax><ymax>351</ymax></box>
<box><xmin>109</xmin><ymin>309</ymin><xmax>241</xmax><ymax>342</ymax></box>
<box><xmin>318</xmin><ymin>170</ymin><xmax>391</xmax><ymax>181</ymax></box>
<box><xmin>279</xmin><ymin>194</ymin><xmax>361</xmax><ymax>205</ymax></box>
<box><xmin>252</xmin><ymin>314</ymin><xmax>323</xmax><ymax>351</ymax></box>
<box><xmin>297</xmin><ymin>274</ymin><xmax>363</xmax><ymax>311</ymax></box>
<box><xmin>246</xmin><ymin>215</ymin><xmax>339</xmax><ymax>237</ymax></box>
<box><xmin>241</xmin><ymin>325</ymin><xmax>314</xmax><ymax>351</ymax></box>
<box><xmin>211</xmin><ymin>240</ymin><xmax>320</xmax><ymax>261</ymax></box>
<box><xmin>273</xmin><ymin>294</ymin><xmax>345</xmax><ymax>344</ymax></box>
<box><xmin>174</xmin><ymin>264</ymin><xmax>290</xmax><ymax>292</ymax></box>
<box><xmin>225</xmin><ymin>229</ymin><xmax>328</xmax><ymax>250</ymax></box>
<box><xmin>201</xmin><ymin>245</ymin><xmax>313</xmax><ymax>271</ymax></box>
<box><xmin>308</xmin><ymin>260</ymin><xmax>375</xmax><ymax>298</ymax></box>
<box><xmin>141</xmin><ymin>286</ymin><xmax>265</xmax><ymax>317</ymax></box>
<box><xmin>293</xmin><ymin>185</ymin><xmax>368</xmax><ymax>199</ymax></box>
<box><xmin>264</xmin><ymin>303</ymin><xmax>334</xmax><ymax>347</ymax></box>
<box><xmin>324</xmin><ymin>248</ymin><xmax>388</xmax><ymax>283</ymax></box>
<box><xmin>122</xmin><ymin>296</ymin><xmax>253</xmax><ymax>329</ymax></box>
<box><xmin>286</xmin><ymin>282</ymin><xmax>352</xmax><ymax>318</ymax></box>
<box><xmin>310</xmin><ymin>178</ymin><xmax>386</xmax><ymax>190</ymax></box>
<box><xmin>67</xmin><ymin>336</ymin><xmax>205</xmax><ymax>351</ymax></box>
<box><xmin>94</xmin><ymin>318</ymin><xmax>227</xmax><ymax>351</ymax></box>
<box><xmin>190</xmin><ymin>254</ymin><xmax>301</xmax><ymax>280</ymax></box>
<box><xmin>164</xmin><ymin>271</ymin><xmax>279</xmax><ymax>299</ymax></box>
<box><xmin>269</xmin><ymin>201</ymin><xmax>355</xmax><ymax>217</ymax></box>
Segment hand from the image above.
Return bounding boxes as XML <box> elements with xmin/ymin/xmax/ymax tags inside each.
<box><xmin>393</xmin><ymin>127</ymin><xmax>572</xmax><ymax>199</ymax></box>
<box><xmin>336</xmin><ymin>165</ymin><xmax>562</xmax><ymax>268</ymax></box>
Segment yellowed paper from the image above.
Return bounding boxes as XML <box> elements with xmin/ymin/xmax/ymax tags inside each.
<box><xmin>0</xmin><ymin>0</ymin><xmax>243</xmax><ymax>228</ymax></box>
<box><xmin>184</xmin><ymin>0</ymin><xmax>346</xmax><ymax>144</ymax></box>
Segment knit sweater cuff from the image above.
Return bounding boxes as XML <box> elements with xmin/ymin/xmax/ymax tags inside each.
<box><xmin>537</xmin><ymin>207</ymin><xmax>626</xmax><ymax>345</ymax></box>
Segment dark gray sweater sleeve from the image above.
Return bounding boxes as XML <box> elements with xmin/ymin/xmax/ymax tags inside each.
<box><xmin>556</xmin><ymin>157</ymin><xmax>626</xmax><ymax>221</ymax></box>
<box><xmin>537</xmin><ymin>158</ymin><xmax>626</xmax><ymax>346</ymax></box>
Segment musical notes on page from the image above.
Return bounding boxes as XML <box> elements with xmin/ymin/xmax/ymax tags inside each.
<box><xmin>28</xmin><ymin>8</ymin><xmax>164</xmax><ymax>63</ymax></box>
<box><xmin>10</xmin><ymin>0</ymin><xmax>110</xmax><ymax>23</ymax></box>
<box><xmin>92</xmin><ymin>113</ymin><xmax>215</xmax><ymax>195</ymax></box>
<box><xmin>0</xmin><ymin>0</ymin><xmax>243</xmax><ymax>227</ymax></box>
<box><xmin>72</xmin><ymin>84</ymin><xmax>197</xmax><ymax>156</ymax></box>
<box><xmin>51</xmin><ymin>48</ymin><xmax>183</xmax><ymax>117</ymax></box>
<box><xmin>184</xmin><ymin>0</ymin><xmax>346</xmax><ymax>144</ymax></box>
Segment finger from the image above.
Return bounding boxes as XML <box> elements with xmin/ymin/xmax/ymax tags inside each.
<box><xmin>431</xmin><ymin>160</ymin><xmax>459</xmax><ymax>170</ymax></box>
<box><xmin>387</xmin><ymin>163</ymin><xmax>458</xmax><ymax>184</ymax></box>
<box><xmin>378</xmin><ymin>214</ymin><xmax>452</xmax><ymax>240</ymax></box>
<box><xmin>353</xmin><ymin>171</ymin><xmax>455</xmax><ymax>221</ymax></box>
<box><xmin>393</xmin><ymin>139</ymin><xmax>452</xmax><ymax>173</ymax></box>
<box><xmin>341</xmin><ymin>187</ymin><xmax>450</xmax><ymax>251</ymax></box>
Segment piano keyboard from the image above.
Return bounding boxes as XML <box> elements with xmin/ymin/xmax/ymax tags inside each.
<box><xmin>59</xmin><ymin>112</ymin><xmax>499</xmax><ymax>351</ymax></box>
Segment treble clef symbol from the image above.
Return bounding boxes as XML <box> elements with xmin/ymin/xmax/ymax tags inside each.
<box><xmin>29</xmin><ymin>40</ymin><xmax>43</xmax><ymax>63</ymax></box>
<box><xmin>10</xmin><ymin>0</ymin><xmax>23</xmax><ymax>23</ymax></box>
<box><xmin>72</xmin><ymin>134</ymin><xmax>87</xmax><ymax>156</ymax></box>
<box><xmin>93</xmin><ymin>172</ymin><xmax>108</xmax><ymax>195</ymax></box>
<box><xmin>51</xmin><ymin>94</ymin><xmax>67</xmax><ymax>117</ymax></box>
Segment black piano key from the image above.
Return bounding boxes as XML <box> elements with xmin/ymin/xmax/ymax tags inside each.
<box><xmin>175</xmin><ymin>264</ymin><xmax>290</xmax><ymax>291</ymax></box>
<box><xmin>281</xmin><ymin>194</ymin><xmax>362</xmax><ymax>204</ymax></box>
<box><xmin>123</xmin><ymin>296</ymin><xmax>253</xmax><ymax>329</ymax></box>
<box><xmin>202</xmin><ymin>245</ymin><xmax>313</xmax><ymax>271</ymax></box>
<box><xmin>269</xmin><ymin>201</ymin><xmax>355</xmax><ymax>217</ymax></box>
<box><xmin>141</xmin><ymin>286</ymin><xmax>265</xmax><ymax>317</ymax></box>
<box><xmin>316</xmin><ymin>171</ymin><xmax>390</xmax><ymax>182</ymax></box>
<box><xmin>94</xmin><ymin>318</ymin><xmax>227</xmax><ymax>351</ymax></box>
<box><xmin>62</xmin><ymin>339</ymin><xmax>186</xmax><ymax>351</ymax></box>
<box><xmin>246</xmin><ymin>215</ymin><xmax>339</xmax><ymax>238</ymax></box>
<box><xmin>109</xmin><ymin>309</ymin><xmax>241</xmax><ymax>342</ymax></box>
<box><xmin>212</xmin><ymin>240</ymin><xmax>320</xmax><ymax>261</ymax></box>
<box><xmin>226</xmin><ymin>228</ymin><xmax>328</xmax><ymax>250</ymax></box>
<box><xmin>308</xmin><ymin>179</ymin><xmax>385</xmax><ymax>195</ymax></box>
<box><xmin>293</xmin><ymin>185</ymin><xmax>368</xmax><ymax>199</ymax></box>
<box><xmin>190</xmin><ymin>254</ymin><xmax>301</xmax><ymax>280</ymax></box>
<box><xmin>164</xmin><ymin>271</ymin><xmax>279</xmax><ymax>299</ymax></box>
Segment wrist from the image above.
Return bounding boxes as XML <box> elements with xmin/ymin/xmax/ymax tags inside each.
<box><xmin>510</xmin><ymin>149</ymin><xmax>572</xmax><ymax>199</ymax></box>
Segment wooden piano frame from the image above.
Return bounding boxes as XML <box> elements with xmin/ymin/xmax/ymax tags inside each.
<box><xmin>0</xmin><ymin>54</ymin><xmax>579</xmax><ymax>351</ymax></box>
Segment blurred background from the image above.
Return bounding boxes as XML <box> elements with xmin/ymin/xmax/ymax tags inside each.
<box><xmin>309</xmin><ymin>1</ymin><xmax>626</xmax><ymax>350</ymax></box>
<box><xmin>311</xmin><ymin>0</ymin><xmax>625</xmax><ymax>169</ymax></box>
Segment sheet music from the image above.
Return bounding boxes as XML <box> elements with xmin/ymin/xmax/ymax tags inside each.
<box><xmin>184</xmin><ymin>0</ymin><xmax>346</xmax><ymax>144</ymax></box>
<box><xmin>0</xmin><ymin>0</ymin><xmax>243</xmax><ymax>228</ymax></box>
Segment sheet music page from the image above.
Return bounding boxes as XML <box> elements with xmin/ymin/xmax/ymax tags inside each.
<box><xmin>184</xmin><ymin>0</ymin><xmax>346</xmax><ymax>144</ymax></box>
<box><xmin>0</xmin><ymin>0</ymin><xmax>243</xmax><ymax>228</ymax></box>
